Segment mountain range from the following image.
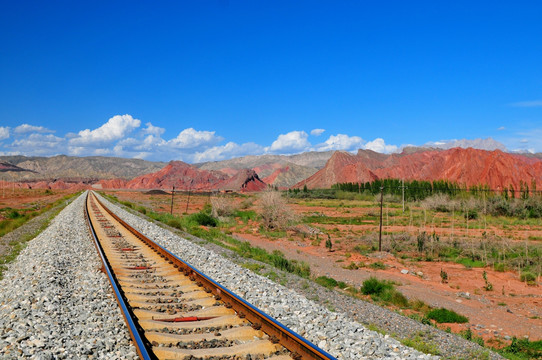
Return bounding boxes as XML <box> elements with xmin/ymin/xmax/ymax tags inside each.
<box><xmin>1</xmin><ymin>138</ymin><xmax>541</xmax><ymax>193</ymax></box>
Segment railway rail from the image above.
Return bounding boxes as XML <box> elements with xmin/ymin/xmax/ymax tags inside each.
<box><xmin>85</xmin><ymin>191</ymin><xmax>336</xmax><ymax>360</ymax></box>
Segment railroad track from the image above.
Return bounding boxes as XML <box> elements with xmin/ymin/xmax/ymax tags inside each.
<box><xmin>85</xmin><ymin>191</ymin><xmax>336</xmax><ymax>360</ymax></box>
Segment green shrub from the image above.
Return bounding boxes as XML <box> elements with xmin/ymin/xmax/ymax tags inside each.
<box><xmin>235</xmin><ymin>210</ymin><xmax>257</xmax><ymax>222</ymax></box>
<box><xmin>189</xmin><ymin>212</ymin><xmax>218</xmax><ymax>227</ymax></box>
<box><xmin>502</xmin><ymin>337</ymin><xmax>542</xmax><ymax>359</ymax></box>
<box><xmin>136</xmin><ymin>206</ymin><xmax>147</xmax><ymax>214</ymax></box>
<box><xmin>6</xmin><ymin>210</ymin><xmax>22</xmax><ymax>219</ymax></box>
<box><xmin>361</xmin><ymin>277</ymin><xmax>393</xmax><ymax>295</ymax></box>
<box><xmin>426</xmin><ymin>308</ymin><xmax>468</xmax><ymax>323</ymax></box>
<box><xmin>315</xmin><ymin>276</ymin><xmax>338</xmax><ymax>289</ymax></box>
<box><xmin>369</xmin><ymin>261</ymin><xmax>387</xmax><ymax>270</ymax></box>
<box><xmin>520</xmin><ymin>271</ymin><xmax>537</xmax><ymax>285</ymax></box>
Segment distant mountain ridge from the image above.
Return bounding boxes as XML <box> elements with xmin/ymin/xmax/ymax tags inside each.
<box><xmin>0</xmin><ymin>155</ymin><xmax>166</xmax><ymax>181</ymax></box>
<box><xmin>295</xmin><ymin>147</ymin><xmax>542</xmax><ymax>191</ymax></box>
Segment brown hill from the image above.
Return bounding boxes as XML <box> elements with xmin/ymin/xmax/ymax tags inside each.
<box><xmin>196</xmin><ymin>151</ymin><xmax>330</xmax><ymax>188</ymax></box>
<box><xmin>218</xmin><ymin>169</ymin><xmax>267</xmax><ymax>192</ymax></box>
<box><xmin>261</xmin><ymin>162</ymin><xmax>320</xmax><ymax>188</ymax></box>
<box><xmin>295</xmin><ymin>148</ymin><xmax>542</xmax><ymax>191</ymax></box>
<box><xmin>0</xmin><ymin>155</ymin><xmax>165</xmax><ymax>181</ymax></box>
<box><xmin>123</xmin><ymin>161</ymin><xmax>228</xmax><ymax>191</ymax></box>
<box><xmin>98</xmin><ymin>162</ymin><xmax>267</xmax><ymax>192</ymax></box>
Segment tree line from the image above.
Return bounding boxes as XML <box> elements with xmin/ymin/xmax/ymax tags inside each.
<box><xmin>332</xmin><ymin>179</ymin><xmax>540</xmax><ymax>201</ymax></box>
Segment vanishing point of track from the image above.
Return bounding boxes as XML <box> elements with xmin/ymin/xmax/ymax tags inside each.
<box><xmin>85</xmin><ymin>191</ymin><xmax>336</xmax><ymax>360</ymax></box>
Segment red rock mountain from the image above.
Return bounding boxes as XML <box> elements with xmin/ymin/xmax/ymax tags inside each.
<box><xmin>295</xmin><ymin>148</ymin><xmax>542</xmax><ymax>191</ymax></box>
<box><xmin>96</xmin><ymin>161</ymin><xmax>267</xmax><ymax>192</ymax></box>
<box><xmin>218</xmin><ymin>169</ymin><xmax>267</xmax><ymax>192</ymax></box>
<box><xmin>123</xmin><ymin>161</ymin><xmax>228</xmax><ymax>191</ymax></box>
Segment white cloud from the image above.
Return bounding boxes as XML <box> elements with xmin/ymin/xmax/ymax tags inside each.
<box><xmin>510</xmin><ymin>100</ymin><xmax>542</xmax><ymax>107</ymax></box>
<box><xmin>310</xmin><ymin>128</ymin><xmax>325</xmax><ymax>136</ymax></box>
<box><xmin>267</xmin><ymin>131</ymin><xmax>311</xmax><ymax>154</ymax></box>
<box><xmin>316</xmin><ymin>134</ymin><xmax>364</xmax><ymax>151</ymax></box>
<box><xmin>70</xmin><ymin>114</ymin><xmax>141</xmax><ymax>146</ymax></box>
<box><xmin>14</xmin><ymin>124</ymin><xmax>54</xmax><ymax>134</ymax></box>
<box><xmin>94</xmin><ymin>148</ymin><xmax>111</xmax><ymax>156</ymax></box>
<box><xmin>497</xmin><ymin>126</ymin><xmax>506</xmax><ymax>131</ymax></box>
<box><xmin>167</xmin><ymin>128</ymin><xmax>223</xmax><ymax>149</ymax></box>
<box><xmin>364</xmin><ymin>138</ymin><xmax>398</xmax><ymax>153</ymax></box>
<box><xmin>193</xmin><ymin>142</ymin><xmax>265</xmax><ymax>163</ymax></box>
<box><xmin>10</xmin><ymin>133</ymin><xmax>65</xmax><ymax>155</ymax></box>
<box><xmin>0</xmin><ymin>127</ymin><xmax>9</xmax><ymax>140</ymax></box>
<box><xmin>142</xmin><ymin>122</ymin><xmax>165</xmax><ymax>136</ymax></box>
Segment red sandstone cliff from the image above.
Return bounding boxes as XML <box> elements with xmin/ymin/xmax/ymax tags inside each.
<box><xmin>294</xmin><ymin>148</ymin><xmax>542</xmax><ymax>191</ymax></box>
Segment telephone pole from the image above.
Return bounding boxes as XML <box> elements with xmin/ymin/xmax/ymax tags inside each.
<box><xmin>170</xmin><ymin>186</ymin><xmax>175</xmax><ymax>215</ymax></box>
<box><xmin>378</xmin><ymin>186</ymin><xmax>384</xmax><ymax>252</ymax></box>
<box><xmin>401</xmin><ymin>179</ymin><xmax>406</xmax><ymax>213</ymax></box>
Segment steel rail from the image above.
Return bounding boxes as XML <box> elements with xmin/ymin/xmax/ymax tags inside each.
<box><xmin>84</xmin><ymin>192</ymin><xmax>155</xmax><ymax>360</ymax></box>
<box><xmin>90</xmin><ymin>191</ymin><xmax>336</xmax><ymax>360</ymax></box>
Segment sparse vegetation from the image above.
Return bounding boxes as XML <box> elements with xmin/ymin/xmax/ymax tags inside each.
<box><xmin>426</xmin><ymin>308</ymin><xmax>468</xmax><ymax>323</ymax></box>
<box><xmin>259</xmin><ymin>190</ymin><xmax>298</xmax><ymax>231</ymax></box>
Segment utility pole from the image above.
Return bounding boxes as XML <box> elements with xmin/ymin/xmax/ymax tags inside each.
<box><xmin>401</xmin><ymin>178</ymin><xmax>406</xmax><ymax>213</ymax></box>
<box><xmin>170</xmin><ymin>186</ymin><xmax>175</xmax><ymax>215</ymax></box>
<box><xmin>379</xmin><ymin>186</ymin><xmax>384</xmax><ymax>252</ymax></box>
<box><xmin>185</xmin><ymin>181</ymin><xmax>193</xmax><ymax>214</ymax></box>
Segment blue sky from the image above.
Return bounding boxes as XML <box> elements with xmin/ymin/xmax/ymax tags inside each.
<box><xmin>1</xmin><ymin>1</ymin><xmax>541</xmax><ymax>162</ymax></box>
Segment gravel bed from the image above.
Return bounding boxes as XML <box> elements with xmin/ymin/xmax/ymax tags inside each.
<box><xmin>98</xmin><ymin>193</ymin><xmax>442</xmax><ymax>360</ymax></box>
<box><xmin>0</xmin><ymin>194</ymin><xmax>137</xmax><ymax>359</ymax></box>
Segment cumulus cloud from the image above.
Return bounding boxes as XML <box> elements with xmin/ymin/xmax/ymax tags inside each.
<box><xmin>316</xmin><ymin>134</ymin><xmax>364</xmax><ymax>151</ymax></box>
<box><xmin>142</xmin><ymin>122</ymin><xmax>165</xmax><ymax>136</ymax></box>
<box><xmin>310</xmin><ymin>128</ymin><xmax>325</xmax><ymax>136</ymax></box>
<box><xmin>193</xmin><ymin>142</ymin><xmax>265</xmax><ymax>163</ymax></box>
<box><xmin>497</xmin><ymin>126</ymin><xmax>506</xmax><ymax>131</ymax></box>
<box><xmin>167</xmin><ymin>128</ymin><xmax>223</xmax><ymax>149</ymax></box>
<box><xmin>364</xmin><ymin>138</ymin><xmax>398</xmax><ymax>153</ymax></box>
<box><xmin>10</xmin><ymin>133</ymin><xmax>65</xmax><ymax>155</ymax></box>
<box><xmin>70</xmin><ymin>114</ymin><xmax>141</xmax><ymax>146</ymax></box>
<box><xmin>0</xmin><ymin>127</ymin><xmax>9</xmax><ymax>141</ymax></box>
<box><xmin>267</xmin><ymin>131</ymin><xmax>311</xmax><ymax>154</ymax></box>
<box><xmin>14</xmin><ymin>124</ymin><xmax>54</xmax><ymax>134</ymax></box>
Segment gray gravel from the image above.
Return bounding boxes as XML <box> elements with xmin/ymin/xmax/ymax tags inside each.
<box><xmin>0</xmin><ymin>194</ymin><xmax>137</xmax><ymax>359</ymax></box>
<box><xmin>98</xmin><ymin>192</ymin><xmax>440</xmax><ymax>360</ymax></box>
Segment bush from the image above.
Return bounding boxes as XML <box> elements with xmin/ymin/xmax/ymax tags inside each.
<box><xmin>211</xmin><ymin>195</ymin><xmax>237</xmax><ymax>218</ymax></box>
<box><xmin>315</xmin><ymin>276</ymin><xmax>338</xmax><ymax>289</ymax></box>
<box><xmin>361</xmin><ymin>277</ymin><xmax>393</xmax><ymax>295</ymax></box>
<box><xmin>190</xmin><ymin>212</ymin><xmax>218</xmax><ymax>227</ymax></box>
<box><xmin>259</xmin><ymin>190</ymin><xmax>298</xmax><ymax>230</ymax></box>
<box><xmin>426</xmin><ymin>308</ymin><xmax>468</xmax><ymax>323</ymax></box>
<box><xmin>520</xmin><ymin>271</ymin><xmax>537</xmax><ymax>285</ymax></box>
<box><xmin>502</xmin><ymin>337</ymin><xmax>542</xmax><ymax>359</ymax></box>
<box><xmin>369</xmin><ymin>261</ymin><xmax>387</xmax><ymax>270</ymax></box>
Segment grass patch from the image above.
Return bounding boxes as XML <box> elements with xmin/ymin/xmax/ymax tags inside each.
<box><xmin>0</xmin><ymin>194</ymin><xmax>77</xmax><ymax>280</ymax></box>
<box><xmin>456</xmin><ymin>257</ymin><xmax>486</xmax><ymax>268</ymax></box>
<box><xmin>361</xmin><ymin>277</ymin><xmax>409</xmax><ymax>308</ymax></box>
<box><xmin>234</xmin><ymin>210</ymin><xmax>257</xmax><ymax>223</ymax></box>
<box><xmin>426</xmin><ymin>308</ymin><xmax>468</xmax><ymax>323</ymax></box>
<box><xmin>499</xmin><ymin>337</ymin><xmax>542</xmax><ymax>360</ymax></box>
<box><xmin>315</xmin><ymin>276</ymin><xmax>339</xmax><ymax>289</ymax></box>
<box><xmin>369</xmin><ymin>261</ymin><xmax>387</xmax><ymax>270</ymax></box>
<box><xmin>401</xmin><ymin>332</ymin><xmax>440</xmax><ymax>356</ymax></box>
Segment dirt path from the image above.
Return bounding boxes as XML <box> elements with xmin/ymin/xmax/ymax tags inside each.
<box><xmin>232</xmin><ymin>232</ymin><xmax>542</xmax><ymax>342</ymax></box>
